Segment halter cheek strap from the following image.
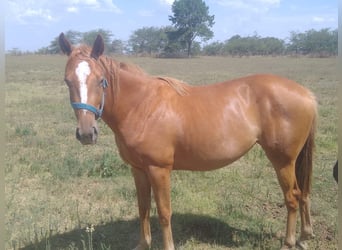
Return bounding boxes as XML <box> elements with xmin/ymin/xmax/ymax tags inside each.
<box><xmin>71</xmin><ymin>79</ymin><xmax>108</xmax><ymax>120</ymax></box>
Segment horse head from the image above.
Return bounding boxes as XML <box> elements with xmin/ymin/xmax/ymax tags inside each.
<box><xmin>59</xmin><ymin>32</ymin><xmax>108</xmax><ymax>145</ymax></box>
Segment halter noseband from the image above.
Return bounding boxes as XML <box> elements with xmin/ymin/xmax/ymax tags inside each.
<box><xmin>71</xmin><ymin>78</ymin><xmax>108</xmax><ymax>120</ymax></box>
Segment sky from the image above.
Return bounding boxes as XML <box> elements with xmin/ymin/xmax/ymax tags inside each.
<box><xmin>5</xmin><ymin>0</ymin><xmax>338</xmax><ymax>52</ymax></box>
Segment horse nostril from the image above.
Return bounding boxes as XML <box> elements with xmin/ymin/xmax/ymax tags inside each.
<box><xmin>75</xmin><ymin>126</ymin><xmax>98</xmax><ymax>144</ymax></box>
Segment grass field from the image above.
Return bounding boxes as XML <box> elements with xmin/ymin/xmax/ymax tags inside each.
<box><xmin>5</xmin><ymin>55</ymin><xmax>337</xmax><ymax>250</ymax></box>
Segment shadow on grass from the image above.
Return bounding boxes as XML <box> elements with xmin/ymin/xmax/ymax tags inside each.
<box><xmin>20</xmin><ymin>213</ymin><xmax>275</xmax><ymax>250</ymax></box>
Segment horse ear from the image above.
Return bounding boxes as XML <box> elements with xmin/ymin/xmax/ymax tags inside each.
<box><xmin>91</xmin><ymin>34</ymin><xmax>104</xmax><ymax>60</ymax></box>
<box><xmin>58</xmin><ymin>32</ymin><xmax>72</xmax><ymax>56</ymax></box>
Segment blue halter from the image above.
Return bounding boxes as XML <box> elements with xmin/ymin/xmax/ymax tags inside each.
<box><xmin>71</xmin><ymin>79</ymin><xmax>108</xmax><ymax>120</ymax></box>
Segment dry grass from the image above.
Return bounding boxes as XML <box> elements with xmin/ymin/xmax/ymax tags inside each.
<box><xmin>5</xmin><ymin>55</ymin><xmax>337</xmax><ymax>249</ymax></box>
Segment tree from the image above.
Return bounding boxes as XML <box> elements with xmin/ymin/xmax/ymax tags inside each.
<box><xmin>111</xmin><ymin>39</ymin><xmax>125</xmax><ymax>55</ymax></box>
<box><xmin>47</xmin><ymin>37</ymin><xmax>60</xmax><ymax>54</ymax></box>
<box><xmin>202</xmin><ymin>41</ymin><xmax>224</xmax><ymax>56</ymax></box>
<box><xmin>304</xmin><ymin>28</ymin><xmax>337</xmax><ymax>56</ymax></box>
<box><xmin>169</xmin><ymin>0</ymin><xmax>214</xmax><ymax>57</ymax></box>
<box><xmin>129</xmin><ymin>26</ymin><xmax>172</xmax><ymax>56</ymax></box>
<box><xmin>259</xmin><ymin>37</ymin><xmax>284</xmax><ymax>55</ymax></box>
<box><xmin>287</xmin><ymin>28</ymin><xmax>337</xmax><ymax>56</ymax></box>
<box><xmin>82</xmin><ymin>29</ymin><xmax>113</xmax><ymax>53</ymax></box>
<box><xmin>48</xmin><ymin>30</ymin><xmax>82</xmax><ymax>54</ymax></box>
<box><xmin>64</xmin><ymin>30</ymin><xmax>82</xmax><ymax>44</ymax></box>
<box><xmin>218</xmin><ymin>34</ymin><xmax>286</xmax><ymax>57</ymax></box>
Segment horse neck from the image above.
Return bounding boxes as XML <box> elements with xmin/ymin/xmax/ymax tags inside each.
<box><xmin>101</xmin><ymin>58</ymin><xmax>152</xmax><ymax>131</ymax></box>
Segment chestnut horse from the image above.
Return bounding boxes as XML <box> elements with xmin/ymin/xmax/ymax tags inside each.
<box><xmin>59</xmin><ymin>33</ymin><xmax>317</xmax><ymax>250</ymax></box>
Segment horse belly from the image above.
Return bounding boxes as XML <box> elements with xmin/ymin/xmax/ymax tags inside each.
<box><xmin>173</xmin><ymin>135</ymin><xmax>257</xmax><ymax>171</ymax></box>
<box><xmin>173</xmin><ymin>156</ymin><xmax>239</xmax><ymax>171</ymax></box>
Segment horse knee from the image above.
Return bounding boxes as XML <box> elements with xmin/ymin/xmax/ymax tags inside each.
<box><xmin>158</xmin><ymin>214</ymin><xmax>171</xmax><ymax>227</ymax></box>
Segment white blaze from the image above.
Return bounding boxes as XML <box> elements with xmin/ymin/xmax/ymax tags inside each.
<box><xmin>75</xmin><ymin>61</ymin><xmax>91</xmax><ymax>103</ymax></box>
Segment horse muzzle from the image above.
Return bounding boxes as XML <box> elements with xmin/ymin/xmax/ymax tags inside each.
<box><xmin>76</xmin><ymin>125</ymin><xmax>98</xmax><ymax>145</ymax></box>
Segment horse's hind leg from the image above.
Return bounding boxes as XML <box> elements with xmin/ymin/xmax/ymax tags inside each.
<box><xmin>297</xmin><ymin>197</ymin><xmax>314</xmax><ymax>249</ymax></box>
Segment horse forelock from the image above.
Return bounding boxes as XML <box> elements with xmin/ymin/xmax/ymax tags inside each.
<box><xmin>70</xmin><ymin>45</ymin><xmax>92</xmax><ymax>60</ymax></box>
<box><xmin>68</xmin><ymin>45</ymin><xmax>115</xmax><ymax>78</ymax></box>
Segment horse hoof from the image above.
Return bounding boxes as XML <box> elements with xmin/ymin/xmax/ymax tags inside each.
<box><xmin>132</xmin><ymin>243</ymin><xmax>150</xmax><ymax>250</ymax></box>
<box><xmin>296</xmin><ymin>240</ymin><xmax>308</xmax><ymax>250</ymax></box>
<box><xmin>280</xmin><ymin>245</ymin><xmax>294</xmax><ymax>250</ymax></box>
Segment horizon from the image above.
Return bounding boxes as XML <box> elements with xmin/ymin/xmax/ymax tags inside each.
<box><xmin>5</xmin><ymin>0</ymin><xmax>337</xmax><ymax>52</ymax></box>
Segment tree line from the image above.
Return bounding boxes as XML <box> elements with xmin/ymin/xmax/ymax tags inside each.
<box><xmin>203</xmin><ymin>28</ymin><xmax>337</xmax><ymax>57</ymax></box>
<box><xmin>36</xmin><ymin>0</ymin><xmax>215</xmax><ymax>57</ymax></box>
<box><xmin>8</xmin><ymin>0</ymin><xmax>337</xmax><ymax>57</ymax></box>
<box><xmin>29</xmin><ymin>27</ymin><xmax>336</xmax><ymax>57</ymax></box>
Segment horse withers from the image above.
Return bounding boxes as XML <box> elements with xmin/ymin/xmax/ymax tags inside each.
<box><xmin>59</xmin><ymin>33</ymin><xmax>317</xmax><ymax>250</ymax></box>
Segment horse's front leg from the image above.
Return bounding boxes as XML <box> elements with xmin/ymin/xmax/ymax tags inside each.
<box><xmin>131</xmin><ymin>167</ymin><xmax>152</xmax><ymax>250</ymax></box>
<box><xmin>147</xmin><ymin>165</ymin><xmax>175</xmax><ymax>250</ymax></box>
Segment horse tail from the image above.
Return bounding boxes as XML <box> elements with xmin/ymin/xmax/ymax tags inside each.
<box><xmin>295</xmin><ymin>106</ymin><xmax>317</xmax><ymax>197</ymax></box>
